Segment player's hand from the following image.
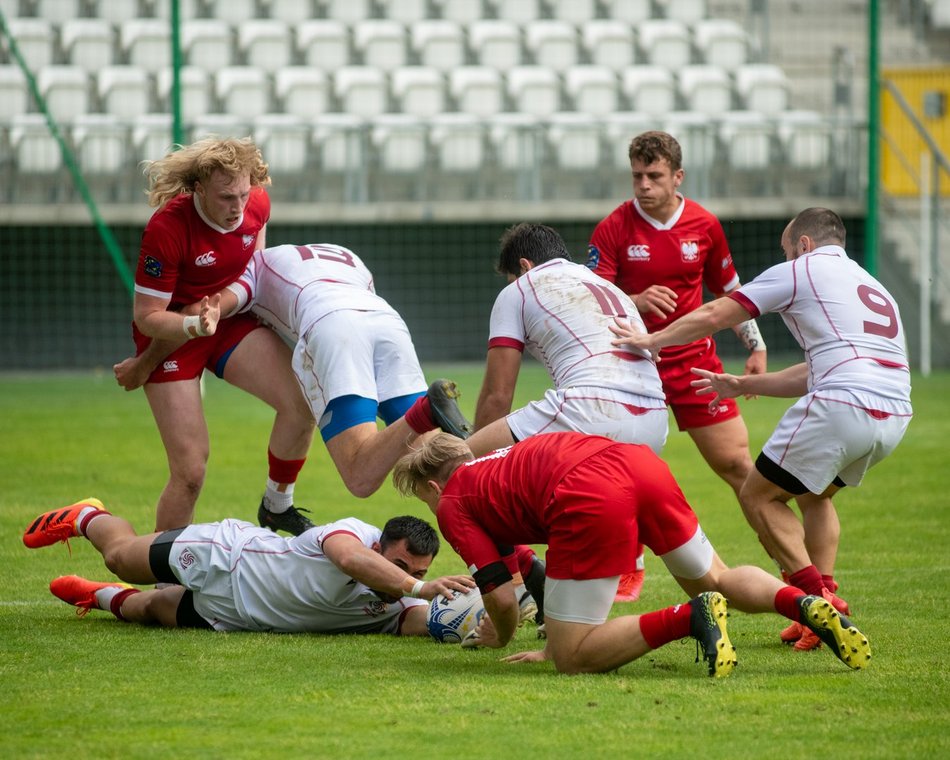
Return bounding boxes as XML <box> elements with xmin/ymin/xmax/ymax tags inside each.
<box><xmin>113</xmin><ymin>355</ymin><xmax>150</xmax><ymax>392</ymax></box>
<box><xmin>633</xmin><ymin>285</ymin><xmax>677</xmax><ymax>318</ymax></box>
<box><xmin>609</xmin><ymin>317</ymin><xmax>659</xmax><ymax>362</ymax></box>
<box><xmin>460</xmin><ymin>611</ymin><xmax>504</xmax><ymax>649</ymax></box>
<box><xmin>501</xmin><ymin>648</ymin><xmax>548</xmax><ymax>664</ymax></box>
<box><xmin>198</xmin><ymin>295</ymin><xmax>221</xmax><ymax>337</ymax></box>
<box><xmin>421</xmin><ymin>575</ymin><xmax>477</xmax><ymax>602</ymax></box>
<box><xmin>690</xmin><ymin>367</ymin><xmax>742</xmax><ymax>412</ymax></box>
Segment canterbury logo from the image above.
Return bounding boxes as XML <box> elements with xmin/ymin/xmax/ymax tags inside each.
<box><xmin>163</xmin><ymin>360</ymin><xmax>179</xmax><ymax>373</ymax></box>
<box><xmin>243</xmin><ymin>234</ymin><xmax>255</xmax><ymax>249</ymax></box>
<box><xmin>626</xmin><ymin>244</ymin><xmax>650</xmax><ymax>260</ymax></box>
<box><xmin>195</xmin><ymin>251</ymin><xmax>217</xmax><ymax>267</ymax></box>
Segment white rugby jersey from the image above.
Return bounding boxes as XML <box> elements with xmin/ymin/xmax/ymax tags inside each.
<box><xmin>219</xmin><ymin>517</ymin><xmax>425</xmax><ymax>634</ymax></box>
<box><xmin>732</xmin><ymin>246</ymin><xmax>911</xmax><ymax>401</ymax></box>
<box><xmin>227</xmin><ymin>243</ymin><xmax>394</xmax><ymax>344</ymax></box>
<box><xmin>489</xmin><ymin>258</ymin><xmax>665</xmax><ymax>399</ymax></box>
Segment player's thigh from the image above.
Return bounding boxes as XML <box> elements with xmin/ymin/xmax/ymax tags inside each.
<box><xmin>223</xmin><ymin>327</ymin><xmax>309</xmax><ymax>415</ymax></box>
<box><xmin>144</xmin><ymin>379</ymin><xmax>209</xmax><ymax>464</ymax></box>
<box><xmin>687</xmin><ymin>415</ymin><xmax>751</xmax><ymax>468</ymax></box>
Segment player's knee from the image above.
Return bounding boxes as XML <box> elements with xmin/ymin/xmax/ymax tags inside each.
<box><xmin>170</xmin><ymin>460</ymin><xmax>206</xmax><ymax>498</ymax></box>
<box><xmin>342</xmin><ymin>472</ymin><xmax>383</xmax><ymax>499</ymax></box>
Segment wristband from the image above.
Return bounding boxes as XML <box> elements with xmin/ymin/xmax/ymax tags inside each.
<box><xmin>735</xmin><ymin>318</ymin><xmax>766</xmax><ymax>352</ymax></box>
<box><xmin>409</xmin><ymin>580</ymin><xmax>425</xmax><ymax>598</ymax></box>
<box><xmin>182</xmin><ymin>315</ymin><xmax>207</xmax><ymax>339</ymax></box>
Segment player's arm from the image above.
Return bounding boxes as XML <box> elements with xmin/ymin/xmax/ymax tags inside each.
<box><xmin>610</xmin><ymin>296</ymin><xmax>750</xmax><ymax>357</ymax></box>
<box><xmin>722</xmin><ymin>285</ymin><xmax>767</xmax><ymax>378</ymax></box>
<box><xmin>473</xmin><ymin>346</ymin><xmax>522</xmax><ymax>430</ymax></box>
<box><xmin>470</xmin><ymin>579</ymin><xmax>520</xmax><ymax>649</ymax></box>
<box><xmin>692</xmin><ymin>361</ymin><xmax>808</xmax><ymax>404</ymax></box>
<box><xmin>322</xmin><ymin>532</ymin><xmax>474</xmax><ymax>602</ymax></box>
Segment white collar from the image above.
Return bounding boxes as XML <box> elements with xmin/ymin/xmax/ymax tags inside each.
<box><xmin>193</xmin><ymin>192</ymin><xmax>243</xmax><ymax>234</ymax></box>
<box><xmin>633</xmin><ymin>193</ymin><xmax>686</xmax><ymax>230</ymax></box>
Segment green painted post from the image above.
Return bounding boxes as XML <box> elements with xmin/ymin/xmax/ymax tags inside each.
<box><xmin>170</xmin><ymin>0</ymin><xmax>184</xmax><ymax>146</ymax></box>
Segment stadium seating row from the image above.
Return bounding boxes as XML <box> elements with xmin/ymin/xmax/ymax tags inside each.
<box><xmin>0</xmin><ymin>16</ymin><xmax>751</xmax><ymax>74</ymax></box>
<box><xmin>1</xmin><ymin>109</ymin><xmax>841</xmax><ymax>183</ymax></box>
<box><xmin>2</xmin><ymin>0</ymin><xmax>714</xmax><ymax>27</ymax></box>
<box><xmin>0</xmin><ymin>62</ymin><xmax>791</xmax><ymax>122</ymax></box>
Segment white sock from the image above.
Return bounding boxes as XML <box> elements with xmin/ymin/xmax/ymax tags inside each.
<box><xmin>75</xmin><ymin>506</ymin><xmax>104</xmax><ymax>536</ymax></box>
<box><xmin>263</xmin><ymin>481</ymin><xmax>294</xmax><ymax>513</ymax></box>
<box><xmin>95</xmin><ymin>585</ymin><xmax>126</xmax><ymax>612</ymax></box>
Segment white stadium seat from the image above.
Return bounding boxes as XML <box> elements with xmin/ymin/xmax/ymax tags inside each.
<box><xmin>61</xmin><ymin>19</ymin><xmax>115</xmax><ymax>73</ymax></box>
<box><xmin>605</xmin><ymin>111</ymin><xmax>660</xmax><ymax>170</ymax></box>
<box><xmin>564</xmin><ymin>65</ymin><xmax>619</xmax><ymax>117</ymax></box>
<box><xmin>190</xmin><ymin>113</ymin><xmax>252</xmax><ymax>142</ymax></box>
<box><xmin>157</xmin><ymin>66</ymin><xmax>212</xmax><ymax>121</ymax></box>
<box><xmin>433</xmin><ymin>0</ymin><xmax>485</xmax><ymax>24</ymax></box>
<box><xmin>377</xmin><ymin>0</ymin><xmax>429</xmax><ymax>24</ymax></box>
<box><xmin>489</xmin><ymin>112</ymin><xmax>542</xmax><ymax>170</ymax></box>
<box><xmin>678</xmin><ymin>64</ymin><xmax>733</xmax><ymax>115</ymax></box>
<box><xmin>253</xmin><ymin>113</ymin><xmax>311</xmax><ymax>176</ymax></box>
<box><xmin>411</xmin><ymin>21</ymin><xmax>465</xmax><ymax>73</ymax></box>
<box><xmin>270</xmin><ymin>0</ymin><xmax>321</xmax><ymax>24</ymax></box>
<box><xmin>275</xmin><ymin>67</ymin><xmax>329</xmax><ymax>119</ymax></box>
<box><xmin>317</xmin><ymin>0</ymin><xmax>372</xmax><ymax>25</ymax></box>
<box><xmin>97</xmin><ymin>66</ymin><xmax>152</xmax><ymax>120</ymax></box>
<box><xmin>661</xmin><ymin>0</ymin><xmax>708</xmax><ymax>25</ymax></box>
<box><xmin>719</xmin><ymin>110</ymin><xmax>774</xmax><ymax>170</ymax></box>
<box><xmin>312</xmin><ymin>112</ymin><xmax>366</xmax><ymax>174</ymax></box>
<box><xmin>548</xmin><ymin>0</ymin><xmax>598</xmax><ymax>25</ymax></box>
<box><xmin>202</xmin><ymin>0</ymin><xmax>258</xmax><ymax>23</ymax></box>
<box><xmin>430</xmin><ymin>112</ymin><xmax>485</xmax><ymax>172</ymax></box>
<box><xmin>0</xmin><ymin>66</ymin><xmax>29</xmax><ymax>122</ymax></box>
<box><xmin>88</xmin><ymin>0</ymin><xmax>145</xmax><ymax>25</ymax></box>
<box><xmin>132</xmin><ymin>113</ymin><xmax>175</xmax><ymax>163</ymax></box>
<box><xmin>486</xmin><ymin>0</ymin><xmax>541</xmax><ymax>24</ymax></box>
<box><xmin>735</xmin><ymin>63</ymin><xmax>790</xmax><ymax>115</ymax></box>
<box><xmin>391</xmin><ymin>66</ymin><xmax>446</xmax><ymax>118</ymax></box>
<box><xmin>37</xmin><ymin>65</ymin><xmax>89</xmax><ymax>122</ymax></box>
<box><xmin>181</xmin><ymin>20</ymin><xmax>234</xmax><ymax>72</ymax></box>
<box><xmin>638</xmin><ymin>20</ymin><xmax>692</xmax><ymax>70</ymax></box>
<box><xmin>779</xmin><ymin>110</ymin><xmax>833</xmax><ymax>169</ymax></box>
<box><xmin>72</xmin><ymin>113</ymin><xmax>129</xmax><ymax>175</ymax></box>
<box><xmin>11</xmin><ymin>113</ymin><xmax>61</xmax><ymax>174</ymax></box>
<box><xmin>506</xmin><ymin>66</ymin><xmax>561</xmax><ymax>118</ymax></box>
<box><xmin>524</xmin><ymin>20</ymin><xmax>578</xmax><ymax>74</ymax></box>
<box><xmin>150</xmin><ymin>0</ymin><xmax>205</xmax><ymax>20</ymax></box>
<box><xmin>297</xmin><ymin>21</ymin><xmax>350</xmax><ymax>72</ymax></box>
<box><xmin>449</xmin><ymin>66</ymin><xmax>504</xmax><ymax>117</ymax></box>
<box><xmin>468</xmin><ymin>20</ymin><xmax>521</xmax><ymax>71</ymax></box>
<box><xmin>239</xmin><ymin>20</ymin><xmax>292</xmax><ymax>75</ymax></box>
<box><xmin>35</xmin><ymin>1</ymin><xmax>82</xmax><ymax>22</ymax></box>
<box><xmin>371</xmin><ymin>113</ymin><xmax>428</xmax><ymax>173</ymax></box>
<box><xmin>121</xmin><ymin>20</ymin><xmax>171</xmax><ymax>74</ymax></box>
<box><xmin>215</xmin><ymin>66</ymin><xmax>271</xmax><ymax>119</ymax></box>
<box><xmin>621</xmin><ymin>65</ymin><xmax>676</xmax><ymax>117</ymax></box>
<box><xmin>4</xmin><ymin>19</ymin><xmax>55</xmax><ymax>72</ymax></box>
<box><xmin>582</xmin><ymin>20</ymin><xmax>636</xmax><ymax>72</ymax></box>
<box><xmin>693</xmin><ymin>19</ymin><xmax>748</xmax><ymax>72</ymax></box>
<box><xmin>601</xmin><ymin>0</ymin><xmax>652</xmax><ymax>24</ymax></box>
<box><xmin>663</xmin><ymin>110</ymin><xmax>718</xmax><ymax>168</ymax></box>
<box><xmin>354</xmin><ymin>20</ymin><xmax>408</xmax><ymax>71</ymax></box>
<box><xmin>334</xmin><ymin>66</ymin><xmax>388</xmax><ymax>118</ymax></box>
<box><xmin>547</xmin><ymin>111</ymin><xmax>602</xmax><ymax>170</ymax></box>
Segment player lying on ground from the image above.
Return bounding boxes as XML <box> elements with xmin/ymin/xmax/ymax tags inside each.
<box><xmin>24</xmin><ymin>499</ymin><xmax>473</xmax><ymax>635</ymax></box>
<box><xmin>393</xmin><ymin>432</ymin><xmax>871</xmax><ymax>677</ymax></box>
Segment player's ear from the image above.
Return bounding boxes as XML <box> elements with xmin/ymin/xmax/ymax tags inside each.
<box><xmin>371</xmin><ymin>541</ymin><xmax>382</xmax><ymax>554</ymax></box>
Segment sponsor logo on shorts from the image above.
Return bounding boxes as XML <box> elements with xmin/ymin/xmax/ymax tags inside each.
<box><xmin>680</xmin><ymin>240</ymin><xmax>700</xmax><ymax>262</ymax></box>
<box><xmin>243</xmin><ymin>234</ymin><xmax>255</xmax><ymax>249</ymax></box>
<box><xmin>162</xmin><ymin>360</ymin><xmax>179</xmax><ymax>373</ymax></box>
<box><xmin>143</xmin><ymin>256</ymin><xmax>163</xmax><ymax>278</ymax></box>
<box><xmin>178</xmin><ymin>548</ymin><xmax>196</xmax><ymax>570</ymax></box>
<box><xmin>627</xmin><ymin>244</ymin><xmax>650</xmax><ymax>261</ymax></box>
<box><xmin>195</xmin><ymin>251</ymin><xmax>216</xmax><ymax>267</ymax></box>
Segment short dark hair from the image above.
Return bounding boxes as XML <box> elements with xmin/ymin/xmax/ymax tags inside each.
<box><xmin>497</xmin><ymin>222</ymin><xmax>571</xmax><ymax>276</ymax></box>
<box><xmin>788</xmin><ymin>207</ymin><xmax>846</xmax><ymax>247</ymax></box>
<box><xmin>628</xmin><ymin>131</ymin><xmax>683</xmax><ymax>172</ymax></box>
<box><xmin>380</xmin><ymin>515</ymin><xmax>440</xmax><ymax>558</ymax></box>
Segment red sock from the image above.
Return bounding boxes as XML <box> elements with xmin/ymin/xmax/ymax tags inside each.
<box><xmin>774</xmin><ymin>585</ymin><xmax>806</xmax><ymax>621</ymax></box>
<box><xmin>514</xmin><ymin>545</ymin><xmax>537</xmax><ymax>578</ymax></box>
<box><xmin>267</xmin><ymin>449</ymin><xmax>306</xmax><ymax>484</ymax></box>
<box><xmin>821</xmin><ymin>574</ymin><xmax>838</xmax><ymax>593</ymax></box>
<box><xmin>638</xmin><ymin>602</ymin><xmax>693</xmax><ymax>650</ymax></box>
<box><xmin>110</xmin><ymin>588</ymin><xmax>140</xmax><ymax>622</ymax></box>
<box><xmin>788</xmin><ymin>565</ymin><xmax>824</xmax><ymax>596</ymax></box>
<box><xmin>403</xmin><ymin>395</ymin><xmax>435</xmax><ymax>435</ymax></box>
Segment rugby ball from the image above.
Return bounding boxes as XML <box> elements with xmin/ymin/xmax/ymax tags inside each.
<box><xmin>427</xmin><ymin>587</ymin><xmax>486</xmax><ymax>644</ymax></box>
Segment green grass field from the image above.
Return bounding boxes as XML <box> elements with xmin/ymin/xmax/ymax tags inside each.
<box><xmin>2</xmin><ymin>363</ymin><xmax>948</xmax><ymax>758</ymax></box>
